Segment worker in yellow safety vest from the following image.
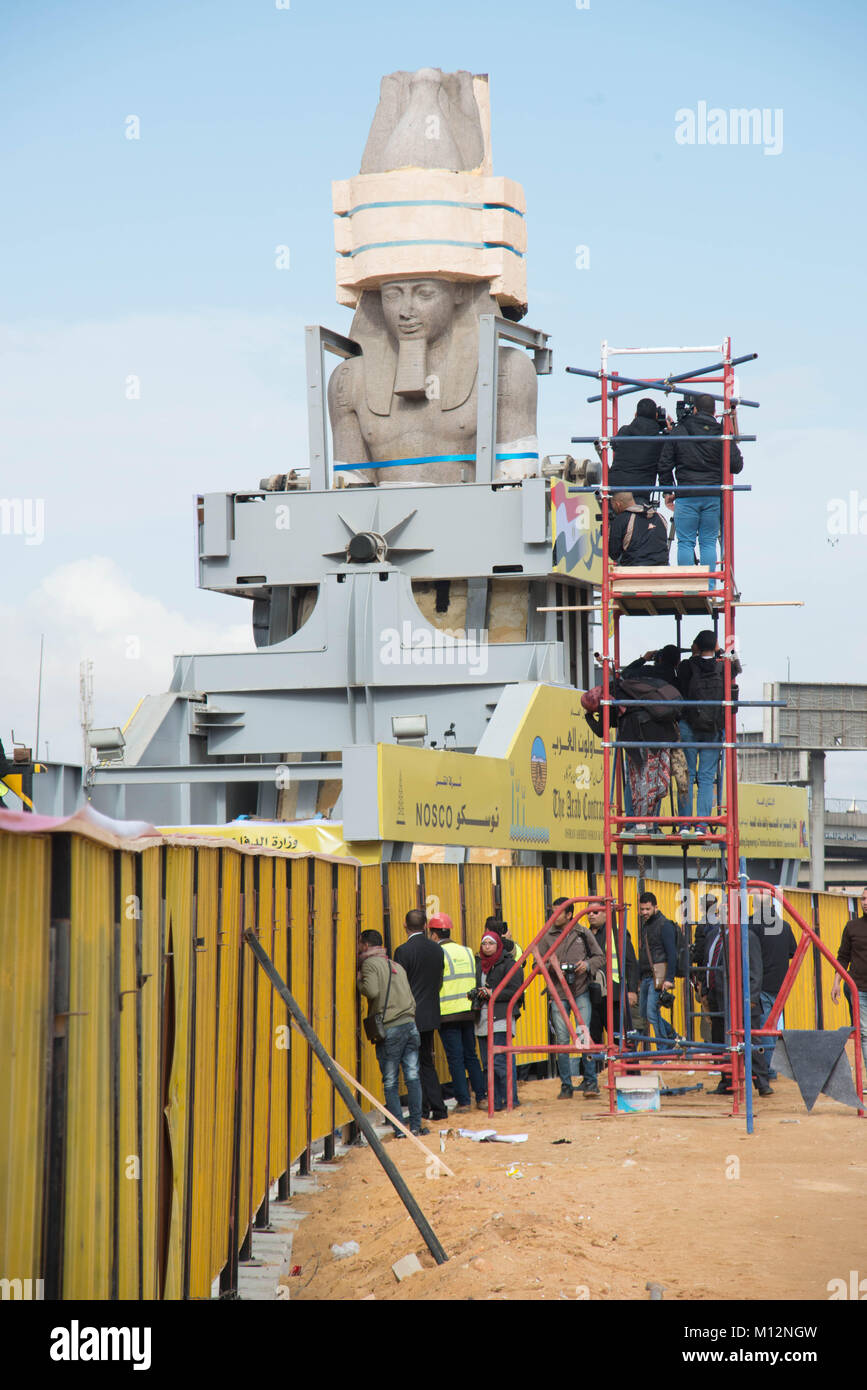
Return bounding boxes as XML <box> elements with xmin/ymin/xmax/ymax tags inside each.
<box><xmin>428</xmin><ymin>913</ymin><xmax>487</xmax><ymax>1113</ymax></box>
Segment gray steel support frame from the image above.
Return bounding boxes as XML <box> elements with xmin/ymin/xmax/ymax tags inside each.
<box><xmin>89</xmin><ymin>313</ymin><xmax>593</xmax><ymax>828</ymax></box>
<box><xmin>198</xmin><ymin>475</ymin><xmax>555</xmax><ymax>595</ymax></box>
<box><xmin>301</xmin><ymin>316</ymin><xmax>551</xmax><ymax>493</ymax></box>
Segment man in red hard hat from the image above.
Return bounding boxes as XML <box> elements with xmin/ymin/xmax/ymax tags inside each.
<box><xmin>428</xmin><ymin>913</ymin><xmax>487</xmax><ymax>1113</ymax></box>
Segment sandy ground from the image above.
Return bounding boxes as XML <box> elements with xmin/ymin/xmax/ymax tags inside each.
<box><xmin>283</xmin><ymin>1061</ymin><xmax>867</xmax><ymax>1302</ymax></box>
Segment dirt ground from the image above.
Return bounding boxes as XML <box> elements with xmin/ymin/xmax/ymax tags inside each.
<box><xmin>283</xmin><ymin>1060</ymin><xmax>867</xmax><ymax>1302</ymax></box>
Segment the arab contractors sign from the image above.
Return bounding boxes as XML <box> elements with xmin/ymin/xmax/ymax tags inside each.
<box><xmin>343</xmin><ymin>685</ymin><xmax>808</xmax><ymax>859</ymax></box>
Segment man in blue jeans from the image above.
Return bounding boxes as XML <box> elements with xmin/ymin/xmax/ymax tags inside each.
<box><xmin>358</xmin><ymin>929</ymin><xmax>428</xmax><ymax>1138</ymax></box>
<box><xmin>637</xmin><ymin>892</ymin><xmax>678</xmax><ymax>1048</ymax></box>
<box><xmin>675</xmin><ymin>631</ymin><xmax>739</xmax><ymax>834</ymax></box>
<box><xmin>538</xmin><ymin>898</ymin><xmax>604</xmax><ymax>1098</ymax></box>
<box><xmin>659</xmin><ymin>393</ymin><xmax>744</xmax><ymax>583</ymax></box>
<box><xmin>428</xmin><ymin>914</ymin><xmax>487</xmax><ymax>1112</ymax></box>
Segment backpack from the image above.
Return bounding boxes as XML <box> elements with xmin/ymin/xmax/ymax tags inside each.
<box><xmin>686</xmin><ymin>659</ymin><xmax>725</xmax><ymax>732</ymax></box>
<box><xmin>616</xmin><ymin>674</ymin><xmax>683</xmax><ymax>727</ymax></box>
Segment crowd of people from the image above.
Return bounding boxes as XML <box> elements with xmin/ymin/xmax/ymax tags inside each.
<box><xmin>604</xmin><ymin>392</ymin><xmax>744</xmax><ymax>572</ymax></box>
<box><xmin>581</xmin><ymin>628</ymin><xmax>740</xmax><ymax>836</ymax></box>
<box><xmin>356</xmin><ymin>883</ymin><xmax>867</xmax><ymax>1131</ymax></box>
<box><xmin>357</xmin><ymin>910</ymin><xmax>527</xmax><ymax>1136</ymax></box>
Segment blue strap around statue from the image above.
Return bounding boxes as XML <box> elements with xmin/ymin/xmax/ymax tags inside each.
<box><xmin>772</xmin><ymin>1028</ymin><xmax>862</xmax><ymax>1111</ymax></box>
<box><xmin>334</xmin><ymin>451</ymin><xmax>539</xmax><ymax>473</ymax></box>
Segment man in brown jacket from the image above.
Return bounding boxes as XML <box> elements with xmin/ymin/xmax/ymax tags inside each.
<box><xmin>538</xmin><ymin>898</ymin><xmax>604</xmax><ymax>1099</ymax></box>
<box><xmin>358</xmin><ymin>930</ymin><xmax>427</xmax><ymax>1137</ymax></box>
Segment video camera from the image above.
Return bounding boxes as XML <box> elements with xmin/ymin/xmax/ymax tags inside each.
<box><xmin>675</xmin><ymin>398</ymin><xmax>696</xmax><ymax>423</ymax></box>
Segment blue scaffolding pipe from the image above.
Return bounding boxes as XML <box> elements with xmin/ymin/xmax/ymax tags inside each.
<box><xmin>606</xmin><ymin>699</ymin><xmax>785</xmax><ymax>708</ymax></box>
<box><xmin>739</xmin><ymin>859</ymin><xmax>755</xmax><ymax>1135</ymax></box>
<box><xmin>570</xmin><ymin>436</ymin><xmax>756</xmax><ymax>445</ymax></box>
<box><xmin>565</xmin><ymin>353</ymin><xmax>759</xmax><ymax>406</ymax></box>
<box><xmin>605</xmin><ymin>740</ymin><xmax>790</xmax><ymax>752</ymax></box>
<box><xmin>565</xmin><ymin>482</ymin><xmax>751</xmax><ymax>492</ymax></box>
<box><xmin>619</xmin><ymin>1036</ymin><xmax>737</xmax><ymax>1053</ymax></box>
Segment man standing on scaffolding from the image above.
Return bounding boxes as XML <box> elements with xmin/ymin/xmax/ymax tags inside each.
<box><xmin>609</xmin><ymin>397</ymin><xmax>670</xmax><ymax>504</ymax></box>
<box><xmin>659</xmin><ymin>393</ymin><xmax>743</xmax><ymax>574</ymax></box>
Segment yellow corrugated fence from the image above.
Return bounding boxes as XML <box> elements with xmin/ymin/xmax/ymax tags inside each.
<box><xmin>0</xmin><ymin>821</ymin><xmax>862</xmax><ymax>1300</ymax></box>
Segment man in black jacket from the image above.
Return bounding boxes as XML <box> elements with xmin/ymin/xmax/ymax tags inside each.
<box><xmin>637</xmin><ymin>892</ymin><xmax>678</xmax><ymax>1049</ymax></box>
<box><xmin>659</xmin><ymin>394</ymin><xmax>744</xmax><ymax>575</ymax></box>
<box><xmin>675</xmin><ymin>630</ymin><xmax>740</xmax><ymax>834</ymax></box>
<box><xmin>394</xmin><ymin>909</ymin><xmax>448</xmax><ymax>1121</ymax></box>
<box><xmin>749</xmin><ymin>890</ymin><xmax>797</xmax><ymax>1080</ymax></box>
<box><xmin>609</xmin><ymin>397</ymin><xmax>670</xmax><ymax>502</ymax></box>
<box><xmin>708</xmin><ymin>921</ymin><xmax>773</xmax><ymax>1097</ymax></box>
<box><xmin>831</xmin><ymin>887</ymin><xmax>867</xmax><ymax>1076</ymax></box>
<box><xmin>609</xmin><ymin>492</ymin><xmax>669</xmax><ymax>567</ymax></box>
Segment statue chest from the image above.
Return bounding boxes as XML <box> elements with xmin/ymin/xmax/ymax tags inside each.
<box><xmin>358</xmin><ymin>391</ymin><xmax>480</xmax><ymax>483</ymax></box>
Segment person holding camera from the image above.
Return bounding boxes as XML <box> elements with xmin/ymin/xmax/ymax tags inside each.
<box><xmin>357</xmin><ymin>929</ymin><xmax>427</xmax><ymax>1138</ymax></box>
<box><xmin>538</xmin><ymin>898</ymin><xmax>604</xmax><ymax>1099</ymax></box>
<box><xmin>473</xmin><ymin>931</ymin><xmax>524</xmax><ymax>1111</ymax></box>
<box><xmin>585</xmin><ymin>900</ymin><xmax>639</xmax><ymax>1048</ymax></box>
<box><xmin>659</xmin><ymin>394</ymin><xmax>744</xmax><ymax>575</ymax></box>
<box><xmin>609</xmin><ymin>397</ymin><xmax>671</xmax><ymax>504</ymax></box>
<box><xmin>637</xmin><ymin>892</ymin><xmax>678</xmax><ymax>1049</ymax></box>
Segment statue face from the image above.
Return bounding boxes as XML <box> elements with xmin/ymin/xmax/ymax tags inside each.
<box><xmin>380</xmin><ymin>278</ymin><xmax>462</xmax><ymax>346</ymax></box>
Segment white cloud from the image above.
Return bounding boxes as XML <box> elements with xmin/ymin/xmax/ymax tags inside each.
<box><xmin>1</xmin><ymin>557</ymin><xmax>254</xmax><ymax>764</ymax></box>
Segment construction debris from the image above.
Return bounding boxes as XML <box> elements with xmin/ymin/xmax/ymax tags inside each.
<box><xmin>392</xmin><ymin>1253</ymin><xmax>424</xmax><ymax>1282</ymax></box>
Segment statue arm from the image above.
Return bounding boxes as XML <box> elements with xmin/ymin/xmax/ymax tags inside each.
<box><xmin>328</xmin><ymin>358</ymin><xmax>370</xmax><ymax>467</ymax></box>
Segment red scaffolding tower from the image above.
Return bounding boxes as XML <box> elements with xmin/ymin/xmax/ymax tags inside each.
<box><xmin>596</xmin><ymin>336</ymin><xmax>751</xmax><ymax>1113</ymax></box>
<box><xmin>486</xmin><ymin>336</ymin><xmax>864</xmax><ymax>1132</ymax></box>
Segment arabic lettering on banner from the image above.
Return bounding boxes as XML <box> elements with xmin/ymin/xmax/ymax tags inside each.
<box><xmin>378</xmin><ymin>685</ymin><xmax>606</xmax><ymax>853</ymax></box>
<box><xmin>505</xmin><ymin>685</ymin><xmax>605</xmax><ymax>853</ymax></box>
<box><xmin>377</xmin><ymin>686</ymin><xmax>810</xmax><ymax>860</ymax></box>
<box><xmin>381</xmin><ymin>744</ymin><xmax>509</xmax><ymax>846</ymax></box>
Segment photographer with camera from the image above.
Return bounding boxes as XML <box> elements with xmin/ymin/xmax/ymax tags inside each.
<box><xmin>538</xmin><ymin>897</ymin><xmax>604</xmax><ymax>1099</ymax></box>
<box><xmin>608</xmin><ymin>397</ymin><xmax>671</xmax><ymax>504</ymax></box>
<box><xmin>637</xmin><ymin>892</ymin><xmax>678</xmax><ymax>1049</ymax></box>
<box><xmin>659</xmin><ymin>394</ymin><xmax>744</xmax><ymax>576</ymax></box>
<box><xmin>473</xmin><ymin>932</ymin><xmax>525</xmax><ymax>1111</ymax></box>
<box><xmin>585</xmin><ymin>900</ymin><xmax>639</xmax><ymax>1048</ymax></box>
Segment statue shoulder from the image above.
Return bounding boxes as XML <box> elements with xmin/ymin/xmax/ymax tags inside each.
<box><xmin>497</xmin><ymin>343</ymin><xmax>538</xmax><ymax>391</ymax></box>
<box><xmin>328</xmin><ymin>355</ymin><xmax>362</xmax><ymax>411</ymax></box>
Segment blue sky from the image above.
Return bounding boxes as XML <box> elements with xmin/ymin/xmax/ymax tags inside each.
<box><xmin>2</xmin><ymin>0</ymin><xmax>865</xmax><ymax>793</ymax></box>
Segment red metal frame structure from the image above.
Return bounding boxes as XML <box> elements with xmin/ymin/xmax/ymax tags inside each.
<box><xmin>486</xmin><ymin>338</ymin><xmax>865</xmax><ymax>1128</ymax></box>
<box><xmin>600</xmin><ymin>338</ymin><xmax>746</xmax><ymax>1110</ymax></box>
<box><xmin>747</xmin><ymin>879</ymin><xmax>863</xmax><ymax>1116</ymax></box>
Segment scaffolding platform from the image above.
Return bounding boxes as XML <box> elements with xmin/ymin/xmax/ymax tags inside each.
<box><xmin>611</xmin><ymin>565</ymin><xmax>725</xmax><ymax>615</ymax></box>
